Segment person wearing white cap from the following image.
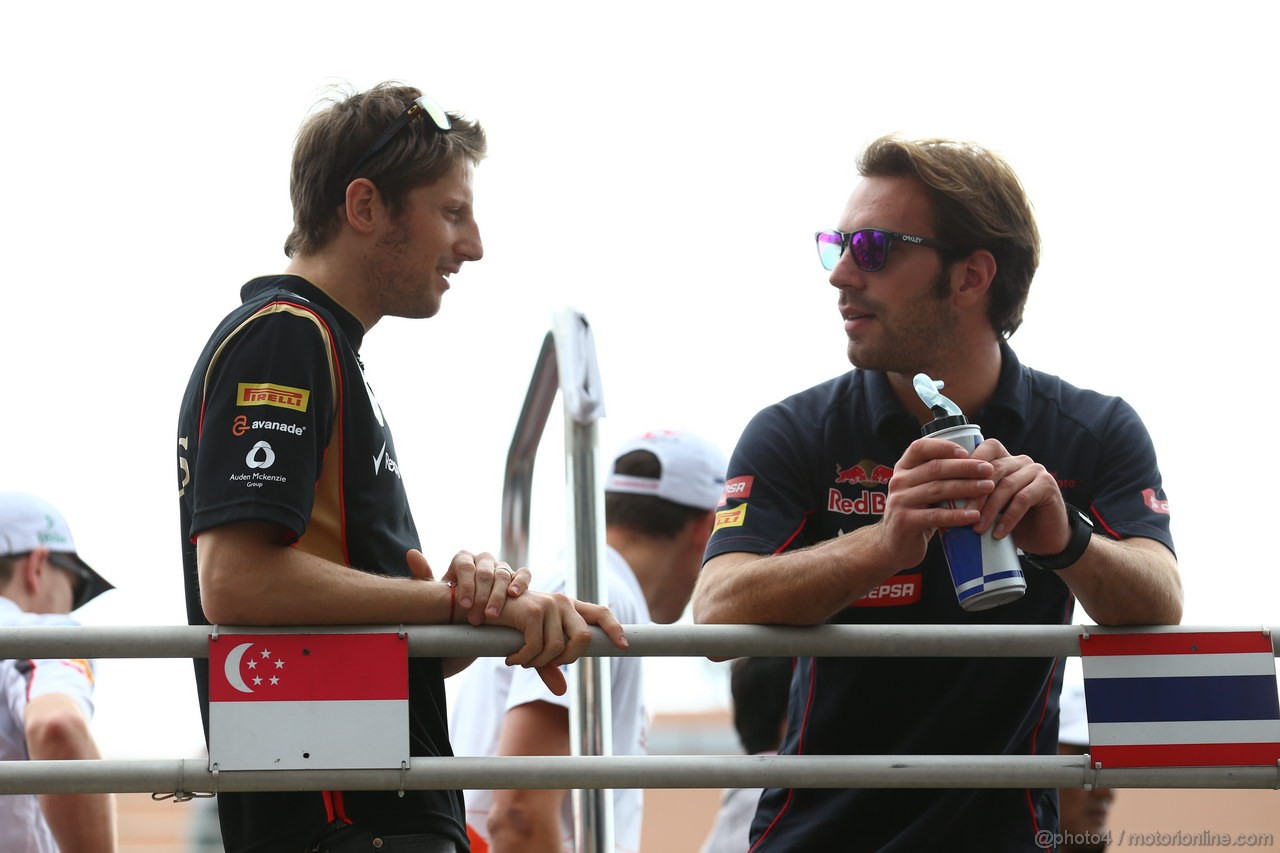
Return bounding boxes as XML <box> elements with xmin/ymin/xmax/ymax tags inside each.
<box><xmin>0</xmin><ymin>491</ymin><xmax>117</xmax><ymax>852</ymax></box>
<box><xmin>1057</xmin><ymin>679</ymin><xmax>1115</xmax><ymax>853</ymax></box>
<box><xmin>450</xmin><ymin>430</ymin><xmax>728</xmax><ymax>853</ymax></box>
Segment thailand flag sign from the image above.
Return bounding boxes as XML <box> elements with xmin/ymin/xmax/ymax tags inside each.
<box><xmin>1080</xmin><ymin>630</ymin><xmax>1280</xmax><ymax>768</ymax></box>
<box><xmin>208</xmin><ymin>632</ymin><xmax>408</xmax><ymax>771</ymax></box>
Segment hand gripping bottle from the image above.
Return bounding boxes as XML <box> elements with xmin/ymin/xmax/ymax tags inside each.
<box><xmin>913</xmin><ymin>374</ymin><xmax>1026</xmax><ymax>611</ymax></box>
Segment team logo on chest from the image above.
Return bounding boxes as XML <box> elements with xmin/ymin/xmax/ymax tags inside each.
<box><xmin>829</xmin><ymin>459</ymin><xmax>893</xmax><ymax>516</ymax></box>
<box><xmin>373</xmin><ymin>440</ymin><xmax>401</xmax><ymax>479</ymax></box>
<box><xmin>359</xmin><ymin>363</ymin><xmax>400</xmax><ymax>479</ymax></box>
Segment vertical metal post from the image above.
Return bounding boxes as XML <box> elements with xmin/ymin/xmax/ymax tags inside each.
<box><xmin>500</xmin><ymin>309</ymin><xmax>612</xmax><ymax>853</ymax></box>
<box><xmin>553</xmin><ymin>311</ymin><xmax>613</xmax><ymax>853</ymax></box>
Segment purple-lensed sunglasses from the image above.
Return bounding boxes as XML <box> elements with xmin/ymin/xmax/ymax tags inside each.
<box><xmin>815</xmin><ymin>228</ymin><xmax>956</xmax><ymax>272</ymax></box>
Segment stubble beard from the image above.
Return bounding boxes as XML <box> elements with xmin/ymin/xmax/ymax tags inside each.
<box><xmin>846</xmin><ymin>266</ymin><xmax>957</xmax><ymax>375</ymax></box>
<box><xmin>365</xmin><ymin>220</ymin><xmax>441</xmax><ymax>320</ymax></box>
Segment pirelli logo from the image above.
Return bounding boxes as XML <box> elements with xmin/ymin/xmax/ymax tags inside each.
<box><xmin>713</xmin><ymin>505</ymin><xmax>747</xmax><ymax>532</ymax></box>
<box><xmin>236</xmin><ymin>382</ymin><xmax>310</xmax><ymax>413</ymax></box>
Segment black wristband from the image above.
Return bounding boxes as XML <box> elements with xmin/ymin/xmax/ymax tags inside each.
<box><xmin>1024</xmin><ymin>503</ymin><xmax>1094</xmax><ymax>572</ymax></box>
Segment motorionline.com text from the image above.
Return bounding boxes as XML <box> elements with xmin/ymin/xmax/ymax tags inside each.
<box><xmin>1036</xmin><ymin>829</ymin><xmax>1275</xmax><ymax>848</ymax></box>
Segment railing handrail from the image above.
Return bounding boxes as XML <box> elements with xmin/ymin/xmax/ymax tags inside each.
<box><xmin>3</xmin><ymin>622</ymin><xmax>1274</xmax><ymax>660</ymax></box>
<box><xmin>4</xmin><ymin>623</ymin><xmax>1277</xmax><ymax>798</ymax></box>
<box><xmin>3</xmin><ymin>755</ymin><xmax>1277</xmax><ymax>797</ymax></box>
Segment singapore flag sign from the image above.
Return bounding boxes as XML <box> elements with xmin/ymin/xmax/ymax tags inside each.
<box><xmin>208</xmin><ymin>632</ymin><xmax>408</xmax><ymax>771</ymax></box>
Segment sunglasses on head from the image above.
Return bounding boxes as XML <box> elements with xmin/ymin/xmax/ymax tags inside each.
<box><xmin>814</xmin><ymin>228</ymin><xmax>956</xmax><ymax>272</ymax></box>
<box><xmin>338</xmin><ymin>94</ymin><xmax>452</xmax><ymax>198</ymax></box>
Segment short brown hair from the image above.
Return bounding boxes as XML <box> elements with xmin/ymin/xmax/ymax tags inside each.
<box><xmin>283</xmin><ymin>82</ymin><xmax>488</xmax><ymax>258</ymax></box>
<box><xmin>858</xmin><ymin>136</ymin><xmax>1040</xmax><ymax>338</ymax></box>
<box><xmin>605</xmin><ymin>451</ymin><xmax>708</xmax><ymax>539</ymax></box>
<box><xmin>0</xmin><ymin>553</ymin><xmax>20</xmax><ymax>588</ymax></box>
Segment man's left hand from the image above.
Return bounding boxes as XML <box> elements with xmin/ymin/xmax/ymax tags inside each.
<box><xmin>969</xmin><ymin>439</ymin><xmax>1071</xmax><ymax>555</ymax></box>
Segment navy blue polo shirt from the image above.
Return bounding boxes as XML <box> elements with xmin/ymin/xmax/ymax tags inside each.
<box><xmin>705</xmin><ymin>343</ymin><xmax>1174</xmax><ymax>852</ymax></box>
<box><xmin>177</xmin><ymin>276</ymin><xmax>465</xmax><ymax>852</ymax></box>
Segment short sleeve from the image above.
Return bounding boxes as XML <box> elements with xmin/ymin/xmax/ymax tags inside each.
<box><xmin>14</xmin><ymin>614</ymin><xmax>95</xmax><ymax>722</ymax></box>
<box><xmin>24</xmin><ymin>658</ymin><xmax>96</xmax><ymax>720</ymax></box>
<box><xmin>705</xmin><ymin>403</ymin><xmax>820</xmax><ymax>560</ymax></box>
<box><xmin>1086</xmin><ymin>397</ymin><xmax>1175</xmax><ymax>553</ymax></box>
<box><xmin>188</xmin><ymin>305</ymin><xmax>337</xmax><ymax>540</ymax></box>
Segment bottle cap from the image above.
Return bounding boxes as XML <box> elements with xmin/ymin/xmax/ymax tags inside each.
<box><xmin>921</xmin><ymin>413</ymin><xmax>969</xmax><ymax>435</ymax></box>
<box><xmin>913</xmin><ymin>373</ymin><xmax>969</xmax><ymax>436</ymax></box>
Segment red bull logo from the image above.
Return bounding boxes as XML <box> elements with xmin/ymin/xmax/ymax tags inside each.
<box><xmin>829</xmin><ymin>488</ymin><xmax>885</xmax><ymax>516</ymax></box>
<box><xmin>834</xmin><ymin>460</ymin><xmax>893</xmax><ymax>486</ymax></box>
<box><xmin>831</xmin><ymin>459</ymin><xmax>892</xmax><ymax>516</ymax></box>
<box><xmin>835</xmin><ymin>463</ymin><xmax>869</xmax><ymax>484</ymax></box>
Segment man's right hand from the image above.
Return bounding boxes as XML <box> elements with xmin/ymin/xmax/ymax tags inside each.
<box><xmin>874</xmin><ymin>437</ymin><xmax>997</xmax><ymax>570</ymax></box>
<box><xmin>407</xmin><ymin>549</ymin><xmax>532</xmax><ymax>626</ymax></box>
<box><xmin>488</xmin><ymin>592</ymin><xmax>627</xmax><ymax>695</ymax></box>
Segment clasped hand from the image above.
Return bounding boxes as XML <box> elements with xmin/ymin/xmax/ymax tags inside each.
<box><xmin>876</xmin><ymin>437</ymin><xmax>1070</xmax><ymax>568</ymax></box>
<box><xmin>409</xmin><ymin>549</ymin><xmax>627</xmax><ymax>695</ymax></box>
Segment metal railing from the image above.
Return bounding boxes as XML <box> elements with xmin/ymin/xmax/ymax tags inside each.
<box><xmin>17</xmin><ymin>621</ymin><xmax>1271</xmax><ymax>661</ymax></box>
<box><xmin>3</xmin><ymin>623</ymin><xmax>1280</xmax><ymax>797</ymax></box>
<box><xmin>6</xmin><ymin>309</ymin><xmax>1275</xmax><ymax>851</ymax></box>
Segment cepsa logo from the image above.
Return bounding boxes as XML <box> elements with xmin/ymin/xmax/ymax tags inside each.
<box><xmin>1142</xmin><ymin>488</ymin><xmax>1171</xmax><ymax>514</ymax></box>
<box><xmin>718</xmin><ymin>476</ymin><xmax>754</xmax><ymax>507</ymax></box>
<box><xmin>713</xmin><ymin>505</ymin><xmax>747</xmax><ymax>532</ymax></box>
<box><xmin>853</xmin><ymin>573</ymin><xmax>922</xmax><ymax>607</ymax></box>
<box><xmin>237</xmin><ymin>382</ymin><xmax>310</xmax><ymax>413</ymax></box>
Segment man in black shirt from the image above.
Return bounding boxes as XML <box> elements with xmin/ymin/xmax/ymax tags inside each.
<box><xmin>177</xmin><ymin>83</ymin><xmax>625</xmax><ymax>853</ymax></box>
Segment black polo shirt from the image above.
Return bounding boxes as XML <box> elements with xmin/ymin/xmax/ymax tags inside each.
<box><xmin>705</xmin><ymin>343</ymin><xmax>1174</xmax><ymax>852</ymax></box>
<box><xmin>177</xmin><ymin>275</ymin><xmax>465</xmax><ymax>852</ymax></box>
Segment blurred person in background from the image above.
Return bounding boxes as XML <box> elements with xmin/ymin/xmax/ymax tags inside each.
<box><xmin>1057</xmin><ymin>680</ymin><xmax>1114</xmax><ymax>853</ymax></box>
<box><xmin>1</xmin><ymin>491</ymin><xmax>116</xmax><ymax>852</ymax></box>
<box><xmin>699</xmin><ymin>656</ymin><xmax>793</xmax><ymax>853</ymax></box>
<box><xmin>451</xmin><ymin>430</ymin><xmax>727</xmax><ymax>852</ymax></box>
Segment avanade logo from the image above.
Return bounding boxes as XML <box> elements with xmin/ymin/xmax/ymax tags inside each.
<box><xmin>232</xmin><ymin>415</ymin><xmax>307</xmax><ymax>437</ymax></box>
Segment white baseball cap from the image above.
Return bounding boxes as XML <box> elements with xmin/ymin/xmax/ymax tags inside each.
<box><xmin>604</xmin><ymin>430</ymin><xmax>728</xmax><ymax>511</ymax></box>
<box><xmin>0</xmin><ymin>491</ymin><xmax>114</xmax><ymax>609</ymax></box>
<box><xmin>1058</xmin><ymin>680</ymin><xmax>1091</xmax><ymax>747</ymax></box>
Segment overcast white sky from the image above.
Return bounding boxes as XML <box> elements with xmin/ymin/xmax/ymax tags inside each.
<box><xmin>2</xmin><ymin>2</ymin><xmax>1277</xmax><ymax>759</ymax></box>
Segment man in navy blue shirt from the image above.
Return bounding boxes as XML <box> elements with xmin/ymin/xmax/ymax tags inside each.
<box><xmin>693</xmin><ymin>136</ymin><xmax>1182</xmax><ymax>851</ymax></box>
